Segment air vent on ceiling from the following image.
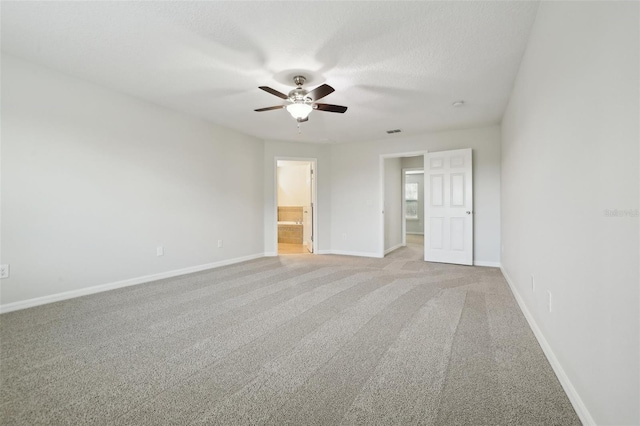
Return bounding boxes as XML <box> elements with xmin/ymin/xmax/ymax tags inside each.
<box><xmin>386</xmin><ymin>129</ymin><xmax>402</xmax><ymax>134</ymax></box>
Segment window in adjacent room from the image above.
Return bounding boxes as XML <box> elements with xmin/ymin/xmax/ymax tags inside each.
<box><xmin>405</xmin><ymin>182</ymin><xmax>419</xmax><ymax>219</ymax></box>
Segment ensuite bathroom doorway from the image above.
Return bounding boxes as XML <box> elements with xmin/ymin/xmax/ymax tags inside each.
<box><xmin>276</xmin><ymin>159</ymin><xmax>315</xmax><ymax>255</ymax></box>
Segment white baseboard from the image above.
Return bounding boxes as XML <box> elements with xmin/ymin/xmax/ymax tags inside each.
<box><xmin>315</xmin><ymin>249</ymin><xmax>332</xmax><ymax>255</ymax></box>
<box><xmin>316</xmin><ymin>250</ymin><xmax>382</xmax><ymax>258</ymax></box>
<box><xmin>473</xmin><ymin>260</ymin><xmax>501</xmax><ymax>267</ymax></box>
<box><xmin>384</xmin><ymin>244</ymin><xmax>403</xmax><ymax>255</ymax></box>
<box><xmin>0</xmin><ymin>253</ymin><xmax>265</xmax><ymax>314</ymax></box>
<box><xmin>500</xmin><ymin>266</ymin><xmax>595</xmax><ymax>426</ymax></box>
<box><xmin>263</xmin><ymin>251</ymin><xmax>278</xmax><ymax>257</ymax></box>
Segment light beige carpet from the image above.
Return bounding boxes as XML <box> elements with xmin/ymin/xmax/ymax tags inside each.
<box><xmin>0</xmin><ymin>236</ymin><xmax>580</xmax><ymax>425</ymax></box>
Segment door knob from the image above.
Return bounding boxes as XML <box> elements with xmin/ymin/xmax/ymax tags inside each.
<box><xmin>466</xmin><ymin>211</ymin><xmax>471</xmax><ymax>215</ymax></box>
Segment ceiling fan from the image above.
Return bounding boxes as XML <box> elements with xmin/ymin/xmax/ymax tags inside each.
<box><xmin>254</xmin><ymin>76</ymin><xmax>347</xmax><ymax>122</ymax></box>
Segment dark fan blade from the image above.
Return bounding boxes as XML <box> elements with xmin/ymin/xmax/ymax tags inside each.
<box><xmin>314</xmin><ymin>103</ymin><xmax>347</xmax><ymax>113</ymax></box>
<box><xmin>306</xmin><ymin>84</ymin><xmax>334</xmax><ymax>101</ymax></box>
<box><xmin>254</xmin><ymin>105</ymin><xmax>286</xmax><ymax>112</ymax></box>
<box><xmin>259</xmin><ymin>86</ymin><xmax>289</xmax><ymax>100</ymax></box>
<box><xmin>297</xmin><ymin>117</ymin><xmax>309</xmax><ymax>123</ymax></box>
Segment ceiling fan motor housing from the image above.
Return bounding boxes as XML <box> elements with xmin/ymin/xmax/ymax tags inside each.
<box><xmin>289</xmin><ymin>87</ymin><xmax>310</xmax><ymax>102</ymax></box>
<box><xmin>289</xmin><ymin>76</ymin><xmax>311</xmax><ymax>102</ymax></box>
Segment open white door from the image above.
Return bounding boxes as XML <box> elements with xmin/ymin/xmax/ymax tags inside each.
<box><xmin>424</xmin><ymin>149</ymin><xmax>473</xmax><ymax>265</ymax></box>
<box><xmin>302</xmin><ymin>164</ymin><xmax>314</xmax><ymax>253</ymax></box>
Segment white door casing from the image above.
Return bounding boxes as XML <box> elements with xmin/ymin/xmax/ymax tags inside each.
<box><xmin>303</xmin><ymin>164</ymin><xmax>314</xmax><ymax>253</ymax></box>
<box><xmin>424</xmin><ymin>149</ymin><xmax>473</xmax><ymax>265</ymax></box>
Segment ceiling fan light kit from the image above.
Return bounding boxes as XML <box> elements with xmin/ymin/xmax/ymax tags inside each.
<box><xmin>286</xmin><ymin>103</ymin><xmax>313</xmax><ymax>120</ymax></box>
<box><xmin>255</xmin><ymin>75</ymin><xmax>347</xmax><ymax>123</ymax></box>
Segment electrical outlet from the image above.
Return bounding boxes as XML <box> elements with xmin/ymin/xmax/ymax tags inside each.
<box><xmin>547</xmin><ymin>290</ymin><xmax>553</xmax><ymax>312</ymax></box>
<box><xmin>531</xmin><ymin>274</ymin><xmax>535</xmax><ymax>292</ymax></box>
<box><xmin>0</xmin><ymin>264</ymin><xmax>9</xmax><ymax>279</ymax></box>
<box><xmin>156</xmin><ymin>246</ymin><xmax>164</xmax><ymax>256</ymax></box>
<box><xmin>342</xmin><ymin>233</ymin><xmax>347</xmax><ymax>240</ymax></box>
<box><xmin>218</xmin><ymin>239</ymin><xmax>223</xmax><ymax>248</ymax></box>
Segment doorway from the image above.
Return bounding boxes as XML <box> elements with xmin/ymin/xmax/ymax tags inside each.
<box><xmin>380</xmin><ymin>149</ymin><xmax>474</xmax><ymax>265</ymax></box>
<box><xmin>403</xmin><ymin>167</ymin><xmax>425</xmax><ymax>250</ymax></box>
<box><xmin>276</xmin><ymin>159</ymin><xmax>316</xmax><ymax>255</ymax></box>
<box><xmin>380</xmin><ymin>152</ymin><xmax>426</xmax><ymax>257</ymax></box>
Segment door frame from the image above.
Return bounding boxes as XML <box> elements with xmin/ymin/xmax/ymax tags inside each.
<box><xmin>274</xmin><ymin>157</ymin><xmax>318</xmax><ymax>255</ymax></box>
<box><xmin>379</xmin><ymin>151</ymin><xmax>427</xmax><ymax>258</ymax></box>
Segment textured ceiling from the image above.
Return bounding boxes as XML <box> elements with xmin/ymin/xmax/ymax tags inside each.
<box><xmin>1</xmin><ymin>1</ymin><xmax>539</xmax><ymax>143</ymax></box>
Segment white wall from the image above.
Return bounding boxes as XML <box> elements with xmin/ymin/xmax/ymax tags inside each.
<box><xmin>401</xmin><ymin>156</ymin><xmax>424</xmax><ymax>170</ymax></box>
<box><xmin>1</xmin><ymin>54</ymin><xmax>265</xmax><ymax>306</ymax></box>
<box><xmin>263</xmin><ymin>140</ymin><xmax>331</xmax><ymax>256</ymax></box>
<box><xmin>330</xmin><ymin>126</ymin><xmax>501</xmax><ymax>263</ymax></box>
<box><xmin>277</xmin><ymin>162</ymin><xmax>310</xmax><ymax>207</ymax></box>
<box><xmin>501</xmin><ymin>2</ymin><xmax>639</xmax><ymax>425</ymax></box>
<box><xmin>383</xmin><ymin>157</ymin><xmax>402</xmax><ymax>252</ymax></box>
